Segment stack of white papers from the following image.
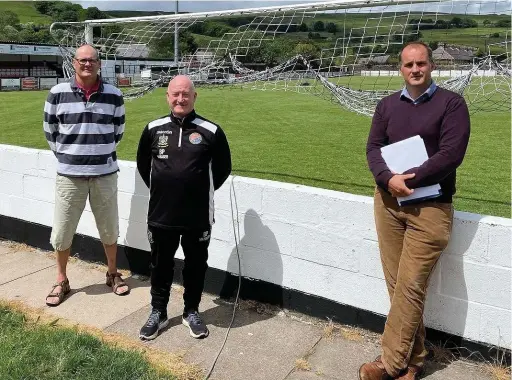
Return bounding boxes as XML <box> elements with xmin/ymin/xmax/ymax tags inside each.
<box><xmin>380</xmin><ymin>135</ymin><xmax>441</xmax><ymax>205</ymax></box>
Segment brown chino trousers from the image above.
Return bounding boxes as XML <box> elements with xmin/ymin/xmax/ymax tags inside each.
<box><xmin>373</xmin><ymin>187</ymin><xmax>453</xmax><ymax>377</ymax></box>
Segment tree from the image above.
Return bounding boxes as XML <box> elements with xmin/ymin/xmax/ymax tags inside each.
<box><xmin>434</xmin><ymin>19</ymin><xmax>448</xmax><ymax>29</ymax></box>
<box><xmin>461</xmin><ymin>18</ymin><xmax>478</xmax><ymax>28</ymax></box>
<box><xmin>149</xmin><ymin>30</ymin><xmax>197</xmax><ymax>59</ymax></box>
<box><xmin>495</xmin><ymin>19</ymin><xmax>511</xmax><ymax>27</ymax></box>
<box><xmin>188</xmin><ymin>23</ymin><xmax>205</xmax><ymax>34</ymax></box>
<box><xmin>237</xmin><ymin>38</ymin><xmax>293</xmax><ymax>65</ymax></box>
<box><xmin>0</xmin><ymin>25</ymin><xmax>19</xmax><ymax>41</ymax></box>
<box><xmin>450</xmin><ymin>17</ymin><xmax>463</xmax><ymax>28</ymax></box>
<box><xmin>222</xmin><ymin>16</ymin><xmax>253</xmax><ymax>28</ymax></box>
<box><xmin>203</xmin><ymin>21</ymin><xmax>231</xmax><ymax>37</ymax></box>
<box><xmin>416</xmin><ymin>18</ymin><xmax>436</xmax><ymax>30</ymax></box>
<box><xmin>34</xmin><ymin>1</ymin><xmax>57</xmax><ymax>15</ymax></box>
<box><xmin>85</xmin><ymin>7</ymin><xmax>106</xmax><ymax>20</ymax></box>
<box><xmin>475</xmin><ymin>48</ymin><xmax>485</xmax><ymax>57</ymax></box>
<box><xmin>49</xmin><ymin>2</ymin><xmax>81</xmax><ymax>22</ymax></box>
<box><xmin>312</xmin><ymin>20</ymin><xmax>324</xmax><ymax>32</ymax></box>
<box><xmin>392</xmin><ymin>33</ymin><xmax>403</xmax><ymax>42</ymax></box>
<box><xmin>401</xmin><ymin>32</ymin><xmax>422</xmax><ymax>44</ymax></box>
<box><xmin>298</xmin><ymin>22</ymin><xmax>309</xmax><ymax>32</ymax></box>
<box><xmin>16</xmin><ymin>23</ymin><xmax>52</xmax><ymax>44</ymax></box>
<box><xmin>307</xmin><ymin>31</ymin><xmax>321</xmax><ymax>40</ymax></box>
<box><xmin>483</xmin><ymin>19</ymin><xmax>492</xmax><ymax>27</ymax></box>
<box><xmin>294</xmin><ymin>42</ymin><xmax>319</xmax><ymax>60</ymax></box>
<box><xmin>260</xmin><ymin>39</ymin><xmax>294</xmax><ymax>66</ymax></box>
<box><xmin>0</xmin><ymin>11</ymin><xmax>20</xmax><ymax>28</ymax></box>
<box><xmin>180</xmin><ymin>30</ymin><xmax>198</xmax><ymax>55</ymax></box>
<box><xmin>326</xmin><ymin>22</ymin><xmax>337</xmax><ymax>34</ymax></box>
<box><xmin>240</xmin><ymin>43</ymin><xmax>263</xmax><ymax>63</ymax></box>
<box><xmin>429</xmin><ymin>41</ymin><xmax>439</xmax><ymax>51</ymax></box>
<box><xmin>59</xmin><ymin>10</ymin><xmax>79</xmax><ymax>22</ymax></box>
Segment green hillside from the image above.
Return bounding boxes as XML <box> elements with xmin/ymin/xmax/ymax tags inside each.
<box><xmin>0</xmin><ymin>1</ymin><xmax>509</xmax><ymax>60</ymax></box>
<box><xmin>106</xmin><ymin>10</ymin><xmax>174</xmax><ymax>18</ymax></box>
<box><xmin>0</xmin><ymin>1</ymin><xmax>52</xmax><ymax>24</ymax></box>
<box><xmin>309</xmin><ymin>13</ymin><xmax>510</xmax><ymax>51</ymax></box>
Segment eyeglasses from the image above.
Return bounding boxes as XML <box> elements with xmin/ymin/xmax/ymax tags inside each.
<box><xmin>74</xmin><ymin>58</ymin><xmax>99</xmax><ymax>65</ymax></box>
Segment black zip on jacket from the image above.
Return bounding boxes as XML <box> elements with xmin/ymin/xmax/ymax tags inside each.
<box><xmin>136</xmin><ymin>110</ymin><xmax>232</xmax><ymax>230</ymax></box>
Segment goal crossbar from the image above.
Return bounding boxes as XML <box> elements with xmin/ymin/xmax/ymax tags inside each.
<box><xmin>49</xmin><ymin>0</ymin><xmax>439</xmax><ymax>30</ymax></box>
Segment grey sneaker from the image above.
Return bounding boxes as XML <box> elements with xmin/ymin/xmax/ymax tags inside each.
<box><xmin>139</xmin><ymin>309</ymin><xmax>169</xmax><ymax>340</ymax></box>
<box><xmin>182</xmin><ymin>310</ymin><xmax>209</xmax><ymax>338</ymax></box>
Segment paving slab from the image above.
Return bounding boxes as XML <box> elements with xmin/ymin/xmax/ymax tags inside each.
<box><xmin>303</xmin><ymin>334</ymin><xmax>380</xmax><ymax>380</ymax></box>
<box><xmin>107</xmin><ymin>294</ymin><xmax>322</xmax><ymax>380</ymax></box>
<box><xmin>49</xmin><ymin>275</ymin><xmax>151</xmax><ymax>328</ymax></box>
<box><xmin>421</xmin><ymin>361</ymin><xmax>492</xmax><ymax>380</ymax></box>
<box><xmin>0</xmin><ymin>250</ymin><xmax>55</xmax><ymax>285</ymax></box>
<box><xmin>0</xmin><ymin>259</ymin><xmax>103</xmax><ymax>307</ymax></box>
<box><xmin>285</xmin><ymin>370</ymin><xmax>326</xmax><ymax>379</ymax></box>
<box><xmin>301</xmin><ymin>334</ymin><xmax>493</xmax><ymax>380</ymax></box>
<box><xmin>0</xmin><ymin>253</ymin><xmax>151</xmax><ymax>328</ymax></box>
<box><xmin>0</xmin><ymin>243</ymin><xmax>13</xmax><ymax>256</ymax></box>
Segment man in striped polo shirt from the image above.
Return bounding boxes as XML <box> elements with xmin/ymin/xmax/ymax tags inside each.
<box><xmin>43</xmin><ymin>44</ymin><xmax>129</xmax><ymax>306</ymax></box>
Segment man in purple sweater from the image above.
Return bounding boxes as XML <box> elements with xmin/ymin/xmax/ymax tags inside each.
<box><xmin>360</xmin><ymin>41</ymin><xmax>470</xmax><ymax>380</ymax></box>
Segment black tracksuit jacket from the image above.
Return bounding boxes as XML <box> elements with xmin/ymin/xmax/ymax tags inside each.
<box><xmin>136</xmin><ymin>110</ymin><xmax>231</xmax><ymax>230</ymax></box>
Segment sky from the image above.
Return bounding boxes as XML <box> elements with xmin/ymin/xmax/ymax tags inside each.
<box><xmin>72</xmin><ymin>0</ymin><xmax>510</xmax><ymax>15</ymax></box>
<box><xmin>73</xmin><ymin>1</ymin><xmax>319</xmax><ymax>13</ymax></box>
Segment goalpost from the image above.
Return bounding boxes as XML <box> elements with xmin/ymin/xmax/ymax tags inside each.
<box><xmin>49</xmin><ymin>0</ymin><xmax>511</xmax><ymax>116</ymax></box>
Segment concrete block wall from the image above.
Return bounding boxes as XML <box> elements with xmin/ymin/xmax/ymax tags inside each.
<box><xmin>0</xmin><ymin>144</ymin><xmax>510</xmax><ymax>349</ymax></box>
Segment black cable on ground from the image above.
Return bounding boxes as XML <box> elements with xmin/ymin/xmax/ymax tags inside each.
<box><xmin>204</xmin><ymin>176</ymin><xmax>242</xmax><ymax>380</ymax></box>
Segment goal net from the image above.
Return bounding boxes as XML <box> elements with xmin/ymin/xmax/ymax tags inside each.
<box><xmin>50</xmin><ymin>0</ymin><xmax>511</xmax><ymax>116</ymax></box>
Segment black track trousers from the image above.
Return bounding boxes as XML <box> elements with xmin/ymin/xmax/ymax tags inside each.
<box><xmin>148</xmin><ymin>225</ymin><xmax>211</xmax><ymax>313</ymax></box>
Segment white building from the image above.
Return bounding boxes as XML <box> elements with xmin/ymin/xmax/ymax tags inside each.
<box><xmin>0</xmin><ymin>42</ymin><xmax>64</xmax><ymax>90</ymax></box>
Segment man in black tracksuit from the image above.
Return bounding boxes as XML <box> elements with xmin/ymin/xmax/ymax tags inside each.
<box><xmin>137</xmin><ymin>75</ymin><xmax>231</xmax><ymax>340</ymax></box>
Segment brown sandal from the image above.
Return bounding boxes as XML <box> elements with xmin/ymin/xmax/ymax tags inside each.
<box><xmin>45</xmin><ymin>279</ymin><xmax>71</xmax><ymax>307</ymax></box>
<box><xmin>106</xmin><ymin>272</ymin><xmax>130</xmax><ymax>295</ymax></box>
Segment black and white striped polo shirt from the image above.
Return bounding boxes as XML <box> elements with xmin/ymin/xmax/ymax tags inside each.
<box><xmin>43</xmin><ymin>78</ymin><xmax>125</xmax><ymax>177</ymax></box>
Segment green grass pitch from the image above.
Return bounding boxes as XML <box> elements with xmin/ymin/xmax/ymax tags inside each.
<box><xmin>0</xmin><ymin>84</ymin><xmax>509</xmax><ymax>218</ymax></box>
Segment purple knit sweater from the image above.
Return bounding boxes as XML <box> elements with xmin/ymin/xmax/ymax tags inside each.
<box><xmin>366</xmin><ymin>87</ymin><xmax>470</xmax><ymax>203</ymax></box>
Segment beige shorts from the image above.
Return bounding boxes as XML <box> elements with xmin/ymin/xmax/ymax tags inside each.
<box><xmin>50</xmin><ymin>173</ymin><xmax>119</xmax><ymax>251</ymax></box>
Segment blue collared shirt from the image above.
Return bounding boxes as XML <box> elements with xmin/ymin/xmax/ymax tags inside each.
<box><xmin>400</xmin><ymin>81</ymin><xmax>437</xmax><ymax>105</ymax></box>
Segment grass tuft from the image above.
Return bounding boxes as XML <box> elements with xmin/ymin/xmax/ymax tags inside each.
<box><xmin>295</xmin><ymin>358</ymin><xmax>312</xmax><ymax>371</ymax></box>
<box><xmin>322</xmin><ymin>319</ymin><xmax>336</xmax><ymax>339</ymax></box>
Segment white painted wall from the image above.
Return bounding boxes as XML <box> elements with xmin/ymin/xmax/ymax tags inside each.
<box><xmin>0</xmin><ymin>144</ymin><xmax>510</xmax><ymax>349</ymax></box>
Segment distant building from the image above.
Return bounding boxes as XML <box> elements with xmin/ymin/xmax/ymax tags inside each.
<box><xmin>182</xmin><ymin>50</ymin><xmax>215</xmax><ymax>68</ymax></box>
<box><xmin>432</xmin><ymin>45</ymin><xmax>475</xmax><ymax>64</ymax></box>
<box><xmin>0</xmin><ymin>41</ymin><xmax>65</xmax><ymax>91</ymax></box>
<box><xmin>357</xmin><ymin>55</ymin><xmax>391</xmax><ymax>65</ymax></box>
<box><xmin>115</xmin><ymin>43</ymin><xmax>150</xmax><ymax>58</ymax></box>
<box><xmin>0</xmin><ymin>40</ymin><xmax>180</xmax><ymax>89</ymax></box>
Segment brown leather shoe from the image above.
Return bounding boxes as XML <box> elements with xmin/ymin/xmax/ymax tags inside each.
<box><xmin>358</xmin><ymin>357</ymin><xmax>393</xmax><ymax>380</ymax></box>
<box><xmin>396</xmin><ymin>365</ymin><xmax>424</xmax><ymax>380</ymax></box>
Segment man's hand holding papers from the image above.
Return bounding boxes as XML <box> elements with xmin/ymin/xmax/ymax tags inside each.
<box><xmin>387</xmin><ymin>172</ymin><xmax>416</xmax><ymax>198</ymax></box>
<box><xmin>380</xmin><ymin>135</ymin><xmax>442</xmax><ymax>205</ymax></box>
